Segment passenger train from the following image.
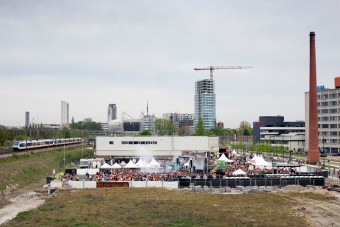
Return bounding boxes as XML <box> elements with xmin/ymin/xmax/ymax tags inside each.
<box><xmin>12</xmin><ymin>138</ymin><xmax>82</xmax><ymax>151</ymax></box>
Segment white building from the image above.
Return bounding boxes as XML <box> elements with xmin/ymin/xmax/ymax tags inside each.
<box><xmin>61</xmin><ymin>101</ymin><xmax>69</xmax><ymax>127</ymax></box>
<box><xmin>305</xmin><ymin>78</ymin><xmax>340</xmax><ymax>154</ymax></box>
<box><xmin>95</xmin><ymin>136</ymin><xmax>219</xmax><ymax>157</ymax></box>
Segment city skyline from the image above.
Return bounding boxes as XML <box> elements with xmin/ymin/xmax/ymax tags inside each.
<box><xmin>1</xmin><ymin>1</ymin><xmax>339</xmax><ymax>128</ymax></box>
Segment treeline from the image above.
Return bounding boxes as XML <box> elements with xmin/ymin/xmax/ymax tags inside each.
<box><xmin>0</xmin><ymin>125</ymin><xmax>15</xmax><ymax>147</ymax></box>
<box><xmin>70</xmin><ymin>121</ymin><xmax>102</xmax><ymax>131</ymax></box>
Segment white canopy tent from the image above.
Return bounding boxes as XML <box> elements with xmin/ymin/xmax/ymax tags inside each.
<box><xmin>232</xmin><ymin>168</ymin><xmax>247</xmax><ymax>176</ymax></box>
<box><xmin>135</xmin><ymin>158</ymin><xmax>150</xmax><ymax>168</ymax></box>
<box><xmin>100</xmin><ymin>163</ymin><xmax>112</xmax><ymax>169</ymax></box>
<box><xmin>111</xmin><ymin>163</ymin><xmax>122</xmax><ymax>169</ymax></box>
<box><xmin>148</xmin><ymin>158</ymin><xmax>161</xmax><ymax>168</ymax></box>
<box><xmin>218</xmin><ymin>154</ymin><xmax>234</xmax><ymax>163</ymax></box>
<box><xmin>124</xmin><ymin>160</ymin><xmax>138</xmax><ymax>168</ymax></box>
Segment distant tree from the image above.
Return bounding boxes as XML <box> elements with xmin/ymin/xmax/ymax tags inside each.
<box><xmin>0</xmin><ymin>127</ymin><xmax>14</xmax><ymax>146</ymax></box>
<box><xmin>139</xmin><ymin>130</ymin><xmax>152</xmax><ymax>136</ymax></box>
<box><xmin>209</xmin><ymin>127</ymin><xmax>229</xmax><ymax>136</ymax></box>
<box><xmin>195</xmin><ymin>117</ymin><xmax>205</xmax><ymax>136</ymax></box>
<box><xmin>154</xmin><ymin>119</ymin><xmax>176</xmax><ymax>135</ymax></box>
<box><xmin>61</xmin><ymin>127</ymin><xmax>71</xmax><ymax>138</ymax></box>
<box><xmin>70</xmin><ymin>121</ymin><xmax>102</xmax><ymax>131</ymax></box>
<box><xmin>239</xmin><ymin>121</ymin><xmax>253</xmax><ymax>136</ymax></box>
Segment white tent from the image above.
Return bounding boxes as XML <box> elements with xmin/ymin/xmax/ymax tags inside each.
<box><xmin>111</xmin><ymin>163</ymin><xmax>122</xmax><ymax>169</ymax></box>
<box><xmin>148</xmin><ymin>158</ymin><xmax>161</xmax><ymax>168</ymax></box>
<box><xmin>254</xmin><ymin>156</ymin><xmax>271</xmax><ymax>167</ymax></box>
<box><xmin>250</xmin><ymin>154</ymin><xmax>258</xmax><ymax>162</ymax></box>
<box><xmin>100</xmin><ymin>163</ymin><xmax>112</xmax><ymax>169</ymax></box>
<box><xmin>124</xmin><ymin>160</ymin><xmax>138</xmax><ymax>168</ymax></box>
<box><xmin>232</xmin><ymin>150</ymin><xmax>239</xmax><ymax>157</ymax></box>
<box><xmin>232</xmin><ymin>168</ymin><xmax>247</xmax><ymax>176</ymax></box>
<box><xmin>135</xmin><ymin>158</ymin><xmax>149</xmax><ymax>168</ymax></box>
<box><xmin>218</xmin><ymin>154</ymin><xmax>234</xmax><ymax>163</ymax></box>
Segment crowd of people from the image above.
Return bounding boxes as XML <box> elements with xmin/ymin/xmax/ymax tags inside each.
<box><xmin>61</xmin><ymin>151</ymin><xmax>309</xmax><ymax>182</ymax></box>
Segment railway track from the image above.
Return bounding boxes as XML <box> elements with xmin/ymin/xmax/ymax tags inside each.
<box><xmin>0</xmin><ymin>143</ymin><xmax>87</xmax><ymax>159</ymax></box>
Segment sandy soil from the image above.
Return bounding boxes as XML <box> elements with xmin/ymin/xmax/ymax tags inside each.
<box><xmin>0</xmin><ymin>192</ymin><xmax>46</xmax><ymax>225</ymax></box>
<box><xmin>0</xmin><ymin>178</ymin><xmax>48</xmax><ymax>226</ymax></box>
<box><xmin>282</xmin><ymin>184</ymin><xmax>340</xmax><ymax>227</ymax></box>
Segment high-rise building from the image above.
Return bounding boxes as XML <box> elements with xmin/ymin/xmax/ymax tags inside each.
<box><xmin>107</xmin><ymin>104</ymin><xmax>117</xmax><ymax>123</ymax></box>
<box><xmin>305</xmin><ymin>77</ymin><xmax>340</xmax><ymax>154</ymax></box>
<box><xmin>61</xmin><ymin>101</ymin><xmax>69</xmax><ymax>127</ymax></box>
<box><xmin>194</xmin><ymin>79</ymin><xmax>216</xmax><ymax>130</ymax></box>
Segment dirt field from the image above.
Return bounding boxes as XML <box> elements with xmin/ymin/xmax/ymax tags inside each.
<box><xmin>0</xmin><ymin>181</ymin><xmax>340</xmax><ymax>226</ymax></box>
<box><xmin>280</xmin><ymin>183</ymin><xmax>340</xmax><ymax>227</ymax></box>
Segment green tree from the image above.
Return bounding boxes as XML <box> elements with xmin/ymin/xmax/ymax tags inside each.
<box><xmin>0</xmin><ymin>127</ymin><xmax>14</xmax><ymax>146</ymax></box>
<box><xmin>70</xmin><ymin>121</ymin><xmax>102</xmax><ymax>131</ymax></box>
<box><xmin>209</xmin><ymin>127</ymin><xmax>230</xmax><ymax>136</ymax></box>
<box><xmin>239</xmin><ymin>121</ymin><xmax>252</xmax><ymax>136</ymax></box>
<box><xmin>139</xmin><ymin>130</ymin><xmax>152</xmax><ymax>136</ymax></box>
<box><xmin>195</xmin><ymin>117</ymin><xmax>205</xmax><ymax>136</ymax></box>
<box><xmin>154</xmin><ymin>119</ymin><xmax>176</xmax><ymax>135</ymax></box>
<box><xmin>61</xmin><ymin>127</ymin><xmax>71</xmax><ymax>138</ymax></box>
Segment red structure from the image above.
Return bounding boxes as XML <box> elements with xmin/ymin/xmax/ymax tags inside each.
<box><xmin>335</xmin><ymin>77</ymin><xmax>340</xmax><ymax>88</ymax></box>
<box><xmin>308</xmin><ymin>32</ymin><xmax>320</xmax><ymax>163</ymax></box>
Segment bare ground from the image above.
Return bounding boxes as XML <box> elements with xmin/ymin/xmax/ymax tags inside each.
<box><xmin>281</xmin><ymin>182</ymin><xmax>340</xmax><ymax>227</ymax></box>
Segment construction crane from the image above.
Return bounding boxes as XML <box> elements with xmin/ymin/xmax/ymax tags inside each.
<box><xmin>194</xmin><ymin>66</ymin><xmax>252</xmax><ymax>80</ymax></box>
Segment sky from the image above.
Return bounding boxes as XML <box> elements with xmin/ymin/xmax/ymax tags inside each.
<box><xmin>1</xmin><ymin>0</ymin><xmax>340</xmax><ymax>128</ymax></box>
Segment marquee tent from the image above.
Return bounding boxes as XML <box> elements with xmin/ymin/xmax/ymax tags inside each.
<box><xmin>124</xmin><ymin>160</ymin><xmax>138</xmax><ymax>168</ymax></box>
<box><xmin>232</xmin><ymin>168</ymin><xmax>247</xmax><ymax>176</ymax></box>
<box><xmin>100</xmin><ymin>163</ymin><xmax>112</xmax><ymax>169</ymax></box>
<box><xmin>218</xmin><ymin>154</ymin><xmax>234</xmax><ymax>163</ymax></box>
<box><xmin>148</xmin><ymin>158</ymin><xmax>161</xmax><ymax>168</ymax></box>
<box><xmin>136</xmin><ymin>158</ymin><xmax>149</xmax><ymax>168</ymax></box>
<box><xmin>111</xmin><ymin>163</ymin><xmax>122</xmax><ymax>169</ymax></box>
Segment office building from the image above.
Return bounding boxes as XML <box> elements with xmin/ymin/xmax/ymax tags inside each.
<box><xmin>162</xmin><ymin>113</ymin><xmax>194</xmax><ymax>128</ymax></box>
<box><xmin>194</xmin><ymin>79</ymin><xmax>216</xmax><ymax>130</ymax></box>
<box><xmin>107</xmin><ymin>104</ymin><xmax>117</xmax><ymax>123</ymax></box>
<box><xmin>61</xmin><ymin>101</ymin><xmax>69</xmax><ymax>127</ymax></box>
<box><xmin>305</xmin><ymin>77</ymin><xmax>340</xmax><ymax>154</ymax></box>
<box><xmin>253</xmin><ymin>116</ymin><xmax>305</xmax><ymax>152</ymax></box>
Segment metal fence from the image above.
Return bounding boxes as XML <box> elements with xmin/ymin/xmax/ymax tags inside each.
<box><xmin>178</xmin><ymin>176</ymin><xmax>324</xmax><ymax>188</ymax></box>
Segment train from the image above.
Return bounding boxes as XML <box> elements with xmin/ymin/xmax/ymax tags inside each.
<box><xmin>12</xmin><ymin>138</ymin><xmax>82</xmax><ymax>151</ymax></box>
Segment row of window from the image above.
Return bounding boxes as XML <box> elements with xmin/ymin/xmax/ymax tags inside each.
<box><xmin>108</xmin><ymin>141</ymin><xmax>158</xmax><ymax>145</ymax></box>
<box><xmin>318</xmin><ymin>109</ymin><xmax>339</xmax><ymax>114</ymax></box>
<box><xmin>318</xmin><ymin>139</ymin><xmax>339</xmax><ymax>144</ymax></box>
<box><xmin>318</xmin><ymin>116</ymin><xmax>340</xmax><ymax>121</ymax></box>
<box><xmin>317</xmin><ymin>93</ymin><xmax>340</xmax><ymax>99</ymax></box>
<box><xmin>320</xmin><ymin>131</ymin><xmax>338</xmax><ymax>136</ymax></box>
<box><xmin>318</xmin><ymin>101</ymin><xmax>340</xmax><ymax>106</ymax></box>
<box><xmin>319</xmin><ymin>124</ymin><xmax>340</xmax><ymax>129</ymax></box>
<box><xmin>121</xmin><ymin>141</ymin><xmax>158</xmax><ymax>145</ymax></box>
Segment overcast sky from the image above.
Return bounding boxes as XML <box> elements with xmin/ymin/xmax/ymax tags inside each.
<box><xmin>1</xmin><ymin>0</ymin><xmax>339</xmax><ymax>128</ymax></box>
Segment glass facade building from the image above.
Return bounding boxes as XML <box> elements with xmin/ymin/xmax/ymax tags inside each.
<box><xmin>194</xmin><ymin>79</ymin><xmax>216</xmax><ymax>130</ymax></box>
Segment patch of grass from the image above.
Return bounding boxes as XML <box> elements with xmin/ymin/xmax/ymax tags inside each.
<box><xmin>0</xmin><ymin>147</ymin><xmax>93</xmax><ymax>191</ymax></box>
<box><xmin>5</xmin><ymin>188</ymin><xmax>310</xmax><ymax>227</ymax></box>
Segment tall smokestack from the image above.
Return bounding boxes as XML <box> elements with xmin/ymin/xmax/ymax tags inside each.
<box><xmin>308</xmin><ymin>31</ymin><xmax>320</xmax><ymax>163</ymax></box>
